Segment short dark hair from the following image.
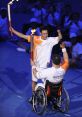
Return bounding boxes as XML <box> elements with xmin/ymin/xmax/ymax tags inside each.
<box><xmin>52</xmin><ymin>54</ymin><xmax>61</xmax><ymax>65</ymax></box>
<box><xmin>40</xmin><ymin>26</ymin><xmax>48</xmax><ymax>32</ymax></box>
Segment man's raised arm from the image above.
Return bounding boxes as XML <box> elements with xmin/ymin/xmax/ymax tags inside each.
<box><xmin>57</xmin><ymin>29</ymin><xmax>62</xmax><ymax>40</ymax></box>
<box><xmin>9</xmin><ymin>27</ymin><xmax>30</xmax><ymax>41</ymax></box>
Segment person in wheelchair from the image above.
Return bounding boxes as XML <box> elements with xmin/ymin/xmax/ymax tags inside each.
<box><xmin>33</xmin><ymin>42</ymin><xmax>69</xmax><ymax>106</ymax></box>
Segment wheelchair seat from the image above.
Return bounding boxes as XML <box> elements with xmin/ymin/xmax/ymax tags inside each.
<box><xmin>45</xmin><ymin>80</ymin><xmax>63</xmax><ymax>98</ymax></box>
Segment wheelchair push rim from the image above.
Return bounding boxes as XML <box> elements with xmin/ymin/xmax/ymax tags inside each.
<box><xmin>32</xmin><ymin>86</ymin><xmax>47</xmax><ymax>115</ymax></box>
<box><xmin>59</xmin><ymin>87</ymin><xmax>70</xmax><ymax>113</ymax></box>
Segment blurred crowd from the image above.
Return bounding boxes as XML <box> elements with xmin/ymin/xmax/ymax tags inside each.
<box><xmin>0</xmin><ymin>0</ymin><xmax>82</xmax><ymax>68</ymax></box>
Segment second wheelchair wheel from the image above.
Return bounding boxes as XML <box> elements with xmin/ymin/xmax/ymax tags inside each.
<box><xmin>59</xmin><ymin>87</ymin><xmax>70</xmax><ymax>113</ymax></box>
<box><xmin>32</xmin><ymin>86</ymin><xmax>47</xmax><ymax>115</ymax></box>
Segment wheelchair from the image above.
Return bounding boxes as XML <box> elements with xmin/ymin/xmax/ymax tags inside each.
<box><xmin>32</xmin><ymin>80</ymin><xmax>70</xmax><ymax>115</ymax></box>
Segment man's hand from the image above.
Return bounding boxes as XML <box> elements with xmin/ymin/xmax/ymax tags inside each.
<box><xmin>33</xmin><ymin>68</ymin><xmax>37</xmax><ymax>77</ymax></box>
<box><xmin>9</xmin><ymin>26</ymin><xmax>14</xmax><ymax>33</ymax></box>
<box><xmin>57</xmin><ymin>29</ymin><xmax>62</xmax><ymax>40</ymax></box>
<box><xmin>9</xmin><ymin>26</ymin><xmax>14</xmax><ymax>35</ymax></box>
<box><xmin>60</xmin><ymin>42</ymin><xmax>65</xmax><ymax>49</ymax></box>
<box><xmin>57</xmin><ymin>29</ymin><xmax>61</xmax><ymax>33</ymax></box>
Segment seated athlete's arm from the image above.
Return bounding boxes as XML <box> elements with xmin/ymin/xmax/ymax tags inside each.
<box><xmin>60</xmin><ymin>42</ymin><xmax>69</xmax><ymax>71</ymax></box>
<box><xmin>33</xmin><ymin>68</ymin><xmax>51</xmax><ymax>79</ymax></box>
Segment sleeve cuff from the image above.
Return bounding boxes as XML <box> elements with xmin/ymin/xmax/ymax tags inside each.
<box><xmin>62</xmin><ymin>48</ymin><xmax>66</xmax><ymax>53</ymax></box>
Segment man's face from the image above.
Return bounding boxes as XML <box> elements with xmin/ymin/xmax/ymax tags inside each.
<box><xmin>41</xmin><ymin>30</ymin><xmax>48</xmax><ymax>40</ymax></box>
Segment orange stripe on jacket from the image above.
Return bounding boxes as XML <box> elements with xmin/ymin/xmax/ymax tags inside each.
<box><xmin>27</xmin><ymin>35</ymin><xmax>43</xmax><ymax>63</ymax></box>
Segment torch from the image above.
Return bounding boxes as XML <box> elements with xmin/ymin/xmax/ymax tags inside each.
<box><xmin>7</xmin><ymin>0</ymin><xmax>19</xmax><ymax>35</ymax></box>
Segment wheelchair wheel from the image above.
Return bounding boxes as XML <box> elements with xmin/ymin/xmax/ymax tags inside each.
<box><xmin>59</xmin><ymin>87</ymin><xmax>70</xmax><ymax>113</ymax></box>
<box><xmin>32</xmin><ymin>86</ymin><xmax>47</xmax><ymax>115</ymax></box>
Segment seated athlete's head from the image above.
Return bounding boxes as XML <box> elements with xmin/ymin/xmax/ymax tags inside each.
<box><xmin>52</xmin><ymin>54</ymin><xmax>61</xmax><ymax>65</ymax></box>
<box><xmin>40</xmin><ymin>26</ymin><xmax>48</xmax><ymax>40</ymax></box>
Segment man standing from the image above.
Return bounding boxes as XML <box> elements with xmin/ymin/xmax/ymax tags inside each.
<box><xmin>10</xmin><ymin>26</ymin><xmax>62</xmax><ymax>101</ymax></box>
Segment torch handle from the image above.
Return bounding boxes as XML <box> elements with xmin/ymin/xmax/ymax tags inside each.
<box><xmin>8</xmin><ymin>4</ymin><xmax>13</xmax><ymax>36</ymax></box>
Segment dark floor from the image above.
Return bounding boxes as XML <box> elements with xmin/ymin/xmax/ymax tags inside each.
<box><xmin>0</xmin><ymin>41</ymin><xmax>82</xmax><ymax>117</ymax></box>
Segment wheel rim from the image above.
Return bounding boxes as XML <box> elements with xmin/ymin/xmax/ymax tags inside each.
<box><xmin>33</xmin><ymin>87</ymin><xmax>47</xmax><ymax>114</ymax></box>
<box><xmin>60</xmin><ymin>87</ymin><xmax>70</xmax><ymax>112</ymax></box>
